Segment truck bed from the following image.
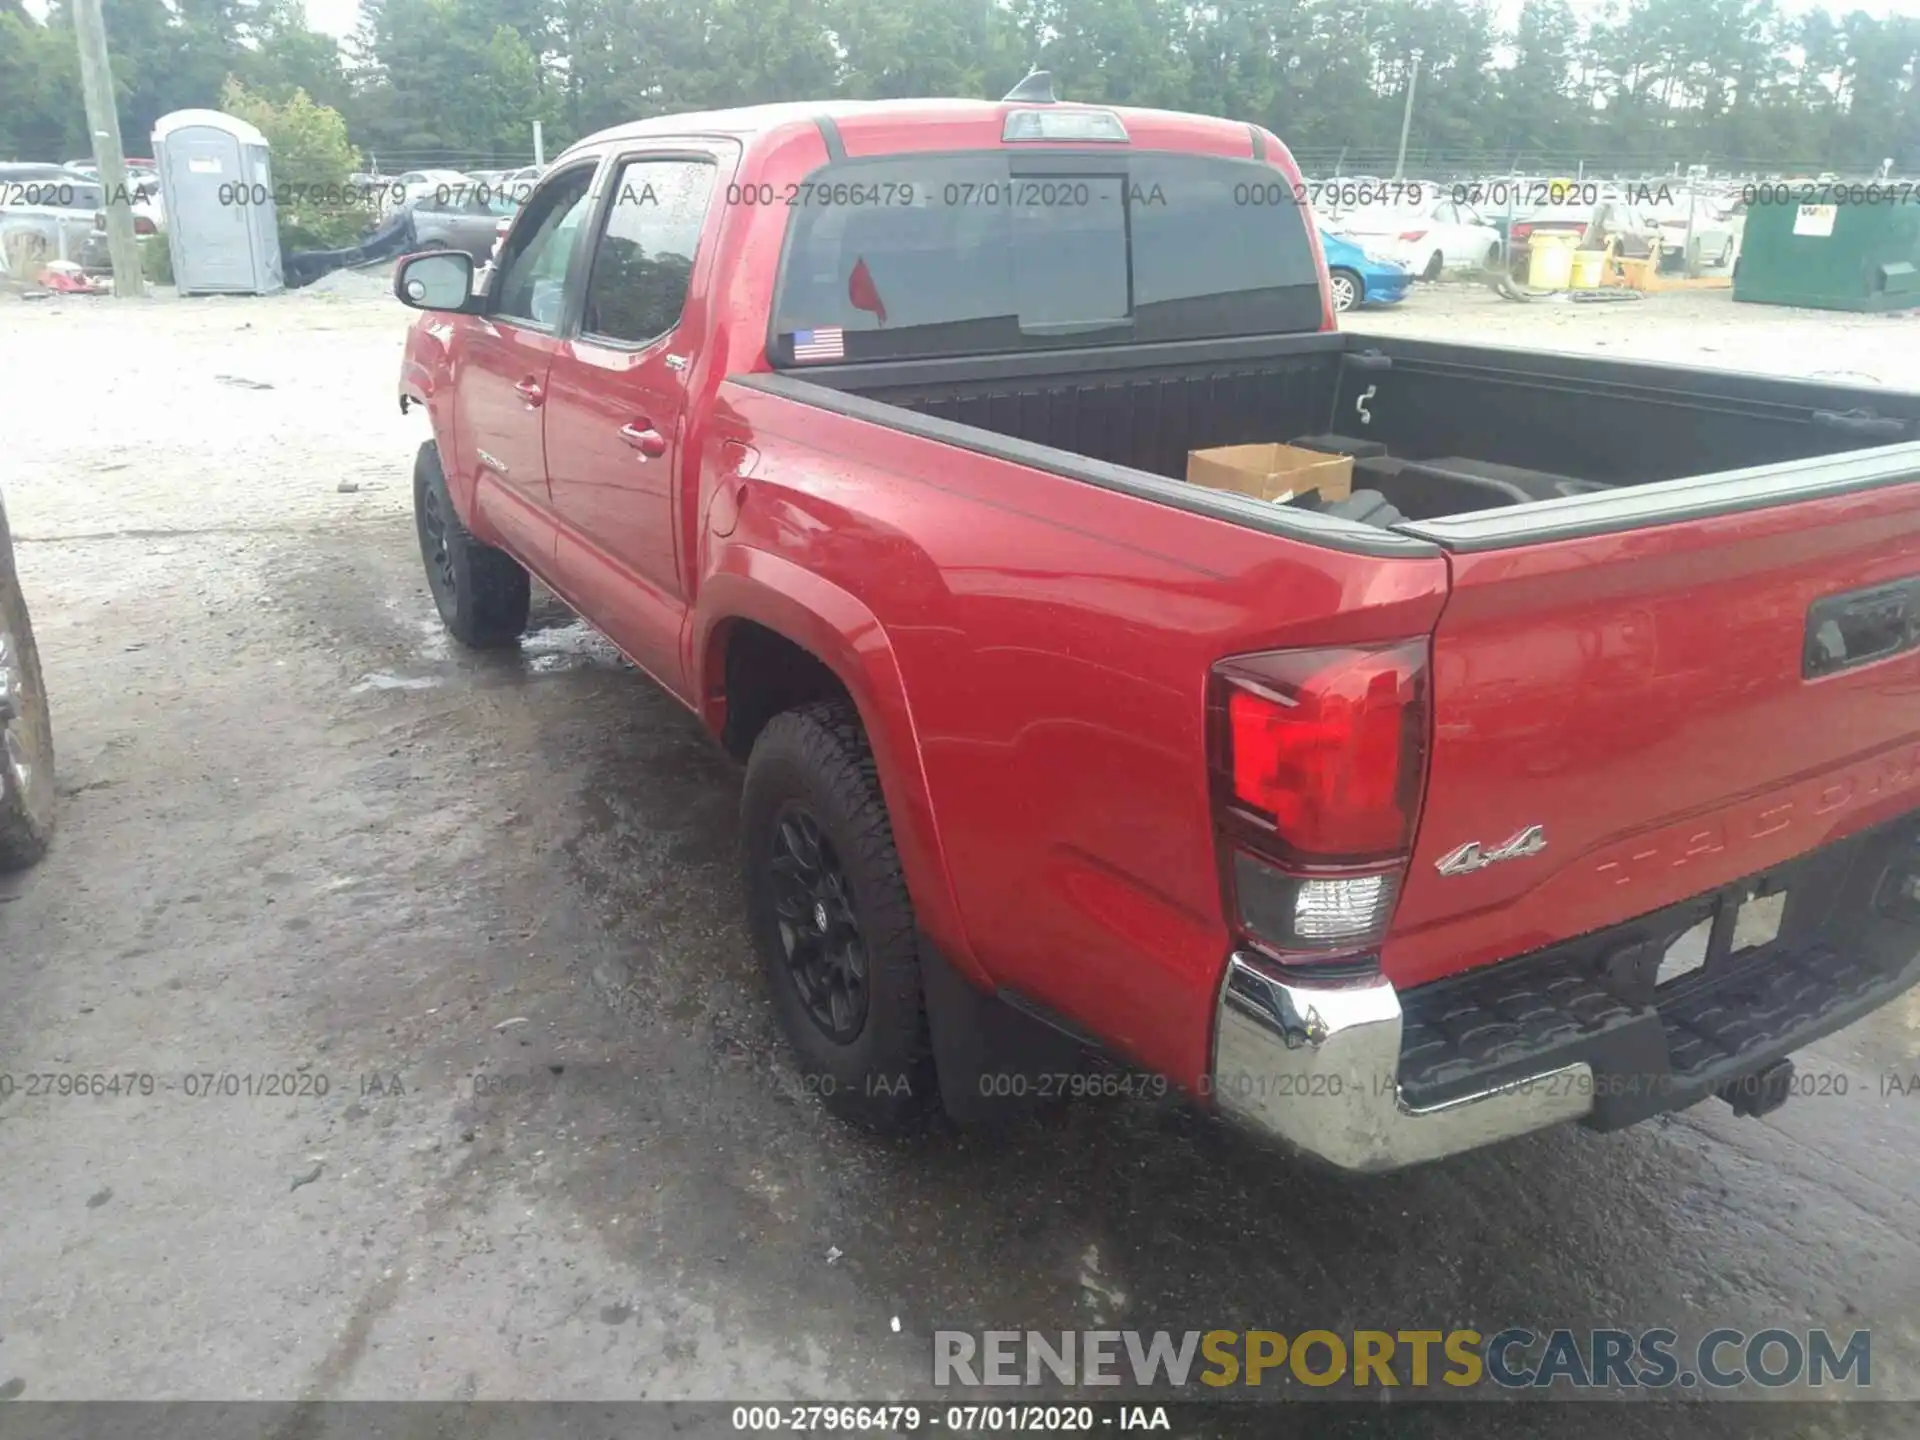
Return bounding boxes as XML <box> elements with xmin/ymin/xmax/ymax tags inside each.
<box><xmin>727</xmin><ymin>330</ymin><xmax>1920</xmax><ymax>1013</ymax></box>
<box><xmin>759</xmin><ymin>331</ymin><xmax>1920</xmax><ymax>541</ymax></box>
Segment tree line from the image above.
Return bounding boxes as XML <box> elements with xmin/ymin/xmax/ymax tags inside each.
<box><xmin>3</xmin><ymin>0</ymin><xmax>1918</xmax><ymax>175</ymax></box>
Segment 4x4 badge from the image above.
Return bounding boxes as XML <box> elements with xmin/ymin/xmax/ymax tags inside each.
<box><xmin>1435</xmin><ymin>824</ymin><xmax>1548</xmax><ymax>876</ymax></box>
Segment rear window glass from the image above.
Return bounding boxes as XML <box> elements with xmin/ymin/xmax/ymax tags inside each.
<box><xmin>770</xmin><ymin>151</ymin><xmax>1321</xmax><ymax>365</ymax></box>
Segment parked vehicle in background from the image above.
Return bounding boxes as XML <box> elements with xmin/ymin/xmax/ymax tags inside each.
<box><xmin>0</xmin><ymin>164</ymin><xmax>104</xmax><ymax>272</ymax></box>
<box><xmin>393</xmin><ymin>169</ymin><xmax>474</xmax><ymax>205</ymax></box>
<box><xmin>1318</xmin><ymin>228</ymin><xmax>1409</xmax><ymax>311</ymax></box>
<box><xmin>0</xmin><ymin>488</ymin><xmax>55</xmax><ymax>871</ymax></box>
<box><xmin>66</xmin><ymin>157</ymin><xmax>159</xmax><ymax>189</ymax></box>
<box><xmin>1509</xmin><ymin>198</ymin><xmax>1655</xmax><ymax>257</ymax></box>
<box><xmin>61</xmin><ymin>157</ymin><xmax>166</xmax><ymax>240</ymax></box>
<box><xmin>1327</xmin><ymin>196</ymin><xmax>1500</xmax><ymax>278</ymax></box>
<box><xmin>1648</xmin><ymin>196</ymin><xmax>1738</xmax><ymax>268</ymax></box>
<box><xmin>1509</xmin><ymin>196</ymin><xmax>1738</xmax><ymax>272</ymax></box>
<box><xmin>406</xmin><ymin>189</ymin><xmax>521</xmax><ymax>261</ymax></box>
<box><xmin>78</xmin><ymin>190</ymin><xmax>166</xmax><ymax>273</ymax></box>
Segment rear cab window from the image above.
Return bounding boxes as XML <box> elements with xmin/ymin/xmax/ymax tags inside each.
<box><xmin>769</xmin><ymin>150</ymin><xmax>1323</xmax><ymax>366</ymax></box>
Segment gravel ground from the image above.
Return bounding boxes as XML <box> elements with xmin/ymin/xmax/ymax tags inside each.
<box><xmin>1</xmin><ymin>281</ymin><xmax>1918</xmax><ymax>1434</ymax></box>
<box><xmin>1350</xmin><ymin>279</ymin><xmax>1920</xmax><ymax>387</ymax></box>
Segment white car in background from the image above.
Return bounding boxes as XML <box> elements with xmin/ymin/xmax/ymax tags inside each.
<box><xmin>393</xmin><ymin>169</ymin><xmax>475</xmax><ymax>206</ymax></box>
<box><xmin>1324</xmin><ymin>197</ymin><xmax>1502</xmax><ymax>279</ymax></box>
<box><xmin>1648</xmin><ymin>196</ymin><xmax>1739</xmax><ymax>268</ymax></box>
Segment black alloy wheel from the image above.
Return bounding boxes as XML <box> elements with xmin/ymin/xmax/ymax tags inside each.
<box><xmin>417</xmin><ymin>471</ymin><xmax>458</xmax><ymax>604</ymax></box>
<box><xmin>767</xmin><ymin>802</ymin><xmax>869</xmax><ymax>1042</ymax></box>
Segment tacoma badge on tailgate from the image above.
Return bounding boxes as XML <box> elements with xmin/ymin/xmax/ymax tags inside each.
<box><xmin>1435</xmin><ymin>824</ymin><xmax>1549</xmax><ymax>876</ymax></box>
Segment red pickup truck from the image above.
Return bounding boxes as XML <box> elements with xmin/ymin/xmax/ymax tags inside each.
<box><xmin>392</xmin><ymin>87</ymin><xmax>1920</xmax><ymax>1172</ymax></box>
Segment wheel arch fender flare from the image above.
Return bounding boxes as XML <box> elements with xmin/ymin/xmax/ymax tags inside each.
<box><xmin>402</xmin><ymin>324</ymin><xmax>479</xmax><ymax>531</ymax></box>
<box><xmin>692</xmin><ymin>550</ymin><xmax>985</xmax><ymax>986</ymax></box>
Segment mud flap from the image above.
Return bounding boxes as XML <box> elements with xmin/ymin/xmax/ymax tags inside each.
<box><xmin>918</xmin><ymin>936</ymin><xmax>1096</xmax><ymax>1125</ymax></box>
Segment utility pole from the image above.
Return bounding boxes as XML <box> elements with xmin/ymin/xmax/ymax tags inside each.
<box><xmin>533</xmin><ymin>121</ymin><xmax>545</xmax><ymax>169</ymax></box>
<box><xmin>72</xmin><ymin>0</ymin><xmax>144</xmax><ymax>296</ymax></box>
<box><xmin>1392</xmin><ymin>52</ymin><xmax>1421</xmax><ymax>183</ymax></box>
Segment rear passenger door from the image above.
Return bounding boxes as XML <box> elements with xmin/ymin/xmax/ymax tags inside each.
<box><xmin>542</xmin><ymin>150</ymin><xmax>722</xmax><ymax>695</ymax></box>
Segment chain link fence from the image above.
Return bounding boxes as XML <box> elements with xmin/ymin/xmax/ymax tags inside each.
<box><xmin>1287</xmin><ymin>148</ymin><xmax>1906</xmax><ymax>180</ymax></box>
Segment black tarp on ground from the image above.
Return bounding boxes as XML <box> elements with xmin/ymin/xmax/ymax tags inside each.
<box><xmin>284</xmin><ymin>209</ymin><xmax>420</xmax><ymax>289</ymax></box>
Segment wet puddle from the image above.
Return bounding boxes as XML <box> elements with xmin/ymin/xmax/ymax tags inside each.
<box><xmin>349</xmin><ymin>671</ymin><xmax>443</xmax><ymax>694</ymax></box>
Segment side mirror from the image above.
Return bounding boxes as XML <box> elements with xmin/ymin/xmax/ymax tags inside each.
<box><xmin>393</xmin><ymin>250</ymin><xmax>474</xmax><ymax>311</ymax></box>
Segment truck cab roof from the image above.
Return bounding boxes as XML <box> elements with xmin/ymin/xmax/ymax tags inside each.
<box><xmin>562</xmin><ymin>98</ymin><xmax>1274</xmax><ymax>163</ymax></box>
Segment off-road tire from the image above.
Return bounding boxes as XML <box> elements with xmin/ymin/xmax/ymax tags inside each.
<box><xmin>413</xmin><ymin>441</ymin><xmax>529</xmax><ymax>648</ymax></box>
<box><xmin>742</xmin><ymin>700</ymin><xmax>936</xmax><ymax>1131</ymax></box>
<box><xmin>0</xmin><ymin>562</ymin><xmax>55</xmax><ymax>871</ymax></box>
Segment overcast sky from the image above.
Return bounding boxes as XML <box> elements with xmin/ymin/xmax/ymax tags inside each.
<box><xmin>297</xmin><ymin>0</ymin><xmax>1920</xmax><ymax>39</ymax></box>
<box><xmin>25</xmin><ymin>0</ymin><xmax>1920</xmax><ymax>47</ymax></box>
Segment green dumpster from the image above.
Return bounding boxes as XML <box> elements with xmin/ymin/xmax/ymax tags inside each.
<box><xmin>1732</xmin><ymin>194</ymin><xmax>1920</xmax><ymax>312</ymax></box>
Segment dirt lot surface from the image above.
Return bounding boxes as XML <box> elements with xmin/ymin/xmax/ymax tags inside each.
<box><xmin>1352</xmin><ymin>279</ymin><xmax>1920</xmax><ymax>386</ymax></box>
<box><xmin>2</xmin><ymin>276</ymin><xmax>1918</xmax><ymax>1434</ymax></box>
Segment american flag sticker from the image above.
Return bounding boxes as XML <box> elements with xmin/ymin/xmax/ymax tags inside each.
<box><xmin>791</xmin><ymin>327</ymin><xmax>845</xmax><ymax>362</ymax></box>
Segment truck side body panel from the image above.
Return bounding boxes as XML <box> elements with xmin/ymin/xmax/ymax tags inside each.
<box><xmin>706</xmin><ymin>381</ymin><xmax>1450</xmax><ymax>1086</ymax></box>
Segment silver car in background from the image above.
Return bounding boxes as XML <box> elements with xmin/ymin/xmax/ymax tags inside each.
<box><xmin>0</xmin><ymin>164</ymin><xmax>102</xmax><ymax>276</ymax></box>
<box><xmin>406</xmin><ymin>190</ymin><xmax>521</xmax><ymax>261</ymax></box>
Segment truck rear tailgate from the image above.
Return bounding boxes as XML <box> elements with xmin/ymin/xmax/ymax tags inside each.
<box><xmin>1386</xmin><ymin>467</ymin><xmax>1920</xmax><ymax>991</ymax></box>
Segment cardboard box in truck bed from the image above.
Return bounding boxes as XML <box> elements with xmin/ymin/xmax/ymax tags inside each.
<box><xmin>1186</xmin><ymin>443</ymin><xmax>1354</xmax><ymax>505</ymax></box>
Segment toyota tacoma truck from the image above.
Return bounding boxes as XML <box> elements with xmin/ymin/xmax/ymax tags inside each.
<box><xmin>391</xmin><ymin>86</ymin><xmax>1920</xmax><ymax>1172</ymax></box>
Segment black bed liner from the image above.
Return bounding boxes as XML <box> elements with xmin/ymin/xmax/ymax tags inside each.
<box><xmin>733</xmin><ymin>331</ymin><xmax>1920</xmax><ymax>554</ymax></box>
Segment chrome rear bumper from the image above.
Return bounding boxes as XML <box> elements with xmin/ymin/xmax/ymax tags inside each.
<box><xmin>1210</xmin><ymin>951</ymin><xmax>1593</xmax><ymax>1173</ymax></box>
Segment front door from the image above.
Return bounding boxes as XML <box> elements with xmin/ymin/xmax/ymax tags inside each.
<box><xmin>543</xmin><ymin>153</ymin><xmax>720</xmax><ymax>694</ymax></box>
<box><xmin>452</xmin><ymin>162</ymin><xmax>597</xmax><ymax>567</ymax></box>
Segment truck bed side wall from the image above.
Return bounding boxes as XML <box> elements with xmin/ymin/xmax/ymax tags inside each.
<box><xmin>797</xmin><ymin>333</ymin><xmax>1346</xmax><ymax>483</ymax></box>
<box><xmin>815</xmin><ymin>332</ymin><xmax>1920</xmax><ymax>493</ymax></box>
<box><xmin>1330</xmin><ymin>336</ymin><xmax>1920</xmax><ymax>483</ymax></box>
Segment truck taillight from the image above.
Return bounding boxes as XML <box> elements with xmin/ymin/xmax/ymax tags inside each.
<box><xmin>1216</xmin><ymin>642</ymin><xmax>1427</xmax><ymax>859</ymax></box>
<box><xmin>1209</xmin><ymin>641</ymin><xmax>1429</xmax><ymax>956</ymax></box>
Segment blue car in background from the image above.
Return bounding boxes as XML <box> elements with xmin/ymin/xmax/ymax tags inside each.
<box><xmin>1319</xmin><ymin>229</ymin><xmax>1411</xmax><ymax>313</ymax></box>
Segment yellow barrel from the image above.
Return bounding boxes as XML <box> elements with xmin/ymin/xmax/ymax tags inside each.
<box><xmin>1527</xmin><ymin>233</ymin><xmax>1575</xmax><ymax>289</ymax></box>
<box><xmin>1568</xmin><ymin>247</ymin><xmax>1605</xmax><ymax>289</ymax></box>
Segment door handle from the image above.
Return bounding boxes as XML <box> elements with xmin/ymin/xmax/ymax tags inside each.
<box><xmin>513</xmin><ymin>377</ymin><xmax>545</xmax><ymax>406</ymax></box>
<box><xmin>618</xmin><ymin>422</ymin><xmax>667</xmax><ymax>458</ymax></box>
